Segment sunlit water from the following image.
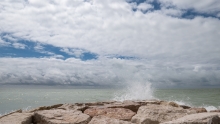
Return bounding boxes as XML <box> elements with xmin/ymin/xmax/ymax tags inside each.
<box><xmin>0</xmin><ymin>85</ymin><xmax>220</xmax><ymax>116</ymax></box>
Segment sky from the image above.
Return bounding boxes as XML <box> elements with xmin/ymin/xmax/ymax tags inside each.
<box><xmin>0</xmin><ymin>0</ymin><xmax>220</xmax><ymax>88</ymax></box>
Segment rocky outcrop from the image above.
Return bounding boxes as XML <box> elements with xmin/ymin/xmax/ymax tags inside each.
<box><xmin>210</xmin><ymin>110</ymin><xmax>220</xmax><ymax>112</ymax></box>
<box><xmin>88</xmin><ymin>116</ymin><xmax>133</xmax><ymax>124</ymax></box>
<box><xmin>84</xmin><ymin>108</ymin><xmax>135</xmax><ymax>121</ymax></box>
<box><xmin>162</xmin><ymin>113</ymin><xmax>220</xmax><ymax>124</ymax></box>
<box><xmin>0</xmin><ymin>100</ymin><xmax>218</xmax><ymax>124</ymax></box>
<box><xmin>131</xmin><ymin>104</ymin><xmax>196</xmax><ymax>124</ymax></box>
<box><xmin>0</xmin><ymin>113</ymin><xmax>33</xmax><ymax>124</ymax></box>
<box><xmin>189</xmin><ymin>107</ymin><xmax>207</xmax><ymax>113</ymax></box>
<box><xmin>34</xmin><ymin>109</ymin><xmax>91</xmax><ymax>124</ymax></box>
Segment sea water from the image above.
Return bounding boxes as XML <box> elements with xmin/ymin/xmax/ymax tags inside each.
<box><xmin>0</xmin><ymin>84</ymin><xmax>220</xmax><ymax>116</ymax></box>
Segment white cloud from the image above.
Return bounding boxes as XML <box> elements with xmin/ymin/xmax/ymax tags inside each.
<box><xmin>137</xmin><ymin>2</ymin><xmax>153</xmax><ymax>11</ymax></box>
<box><xmin>12</xmin><ymin>42</ymin><xmax>26</xmax><ymax>49</ymax></box>
<box><xmin>0</xmin><ymin>0</ymin><xmax>219</xmax><ymax>62</ymax></box>
<box><xmin>0</xmin><ymin>38</ymin><xmax>11</xmax><ymax>47</ymax></box>
<box><xmin>0</xmin><ymin>0</ymin><xmax>220</xmax><ymax>88</ymax></box>
<box><xmin>159</xmin><ymin>0</ymin><xmax>220</xmax><ymax>13</ymax></box>
<box><xmin>60</xmin><ymin>48</ymin><xmax>84</xmax><ymax>57</ymax></box>
<box><xmin>34</xmin><ymin>43</ymin><xmax>44</xmax><ymax>51</ymax></box>
<box><xmin>0</xmin><ymin>58</ymin><xmax>219</xmax><ymax>88</ymax></box>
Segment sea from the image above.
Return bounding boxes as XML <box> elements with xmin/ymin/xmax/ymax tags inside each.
<box><xmin>0</xmin><ymin>84</ymin><xmax>220</xmax><ymax>116</ymax></box>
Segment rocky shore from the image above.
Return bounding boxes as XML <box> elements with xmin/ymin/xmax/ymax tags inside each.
<box><xmin>0</xmin><ymin>99</ymin><xmax>220</xmax><ymax>124</ymax></box>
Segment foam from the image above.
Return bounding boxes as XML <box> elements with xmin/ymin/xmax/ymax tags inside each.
<box><xmin>113</xmin><ymin>82</ymin><xmax>154</xmax><ymax>101</ymax></box>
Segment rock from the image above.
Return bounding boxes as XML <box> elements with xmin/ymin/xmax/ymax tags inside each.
<box><xmin>57</xmin><ymin>103</ymin><xmax>89</xmax><ymax>112</ymax></box>
<box><xmin>162</xmin><ymin>112</ymin><xmax>220</xmax><ymax>124</ymax></box>
<box><xmin>84</xmin><ymin>108</ymin><xmax>136</xmax><ymax>121</ymax></box>
<box><xmin>160</xmin><ymin>101</ymin><xmax>180</xmax><ymax>107</ymax></box>
<box><xmin>29</xmin><ymin>104</ymin><xmax>63</xmax><ymax>112</ymax></box>
<box><xmin>0</xmin><ymin>109</ymin><xmax>22</xmax><ymax>119</ymax></box>
<box><xmin>0</xmin><ymin>113</ymin><xmax>33</xmax><ymax>124</ymax></box>
<box><xmin>179</xmin><ymin>105</ymin><xmax>191</xmax><ymax>109</ymax></box>
<box><xmin>34</xmin><ymin>109</ymin><xmax>91</xmax><ymax>124</ymax></box>
<box><xmin>106</xmin><ymin>100</ymin><xmax>141</xmax><ymax>112</ymax></box>
<box><xmin>131</xmin><ymin>104</ymin><xmax>196</xmax><ymax>124</ymax></box>
<box><xmin>189</xmin><ymin>107</ymin><xmax>207</xmax><ymax>113</ymax></box>
<box><xmin>134</xmin><ymin>100</ymin><xmax>161</xmax><ymax>105</ymax></box>
<box><xmin>210</xmin><ymin>110</ymin><xmax>220</xmax><ymax>112</ymax></box>
<box><xmin>88</xmin><ymin>116</ymin><xmax>133</xmax><ymax>124</ymax></box>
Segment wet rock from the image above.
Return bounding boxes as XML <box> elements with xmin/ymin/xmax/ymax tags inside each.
<box><xmin>131</xmin><ymin>104</ymin><xmax>196</xmax><ymax>124</ymax></box>
<box><xmin>88</xmin><ymin>116</ymin><xmax>133</xmax><ymax>124</ymax></box>
<box><xmin>84</xmin><ymin>108</ymin><xmax>136</xmax><ymax>121</ymax></box>
<box><xmin>162</xmin><ymin>112</ymin><xmax>220</xmax><ymax>124</ymax></box>
<box><xmin>34</xmin><ymin>109</ymin><xmax>91</xmax><ymax>124</ymax></box>
<box><xmin>134</xmin><ymin>100</ymin><xmax>161</xmax><ymax>105</ymax></box>
<box><xmin>0</xmin><ymin>113</ymin><xmax>33</xmax><ymax>124</ymax></box>
<box><xmin>179</xmin><ymin>105</ymin><xmax>191</xmax><ymax>109</ymax></box>
<box><xmin>189</xmin><ymin>107</ymin><xmax>207</xmax><ymax>113</ymax></box>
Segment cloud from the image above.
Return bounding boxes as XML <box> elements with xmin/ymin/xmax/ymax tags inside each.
<box><xmin>0</xmin><ymin>57</ymin><xmax>220</xmax><ymax>88</ymax></box>
<box><xmin>0</xmin><ymin>38</ymin><xmax>10</xmax><ymax>47</ymax></box>
<box><xmin>60</xmin><ymin>48</ymin><xmax>84</xmax><ymax>58</ymax></box>
<box><xmin>137</xmin><ymin>2</ymin><xmax>153</xmax><ymax>11</ymax></box>
<box><xmin>159</xmin><ymin>0</ymin><xmax>220</xmax><ymax>13</ymax></box>
<box><xmin>0</xmin><ymin>0</ymin><xmax>220</xmax><ymax>88</ymax></box>
<box><xmin>12</xmin><ymin>42</ymin><xmax>26</xmax><ymax>49</ymax></box>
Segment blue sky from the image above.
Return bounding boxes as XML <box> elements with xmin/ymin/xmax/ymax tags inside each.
<box><xmin>0</xmin><ymin>0</ymin><xmax>220</xmax><ymax>88</ymax></box>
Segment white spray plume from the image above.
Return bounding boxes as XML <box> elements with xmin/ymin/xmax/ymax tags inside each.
<box><xmin>113</xmin><ymin>82</ymin><xmax>154</xmax><ymax>101</ymax></box>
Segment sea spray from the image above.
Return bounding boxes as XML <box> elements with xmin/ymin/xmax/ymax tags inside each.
<box><xmin>113</xmin><ymin>82</ymin><xmax>154</xmax><ymax>101</ymax></box>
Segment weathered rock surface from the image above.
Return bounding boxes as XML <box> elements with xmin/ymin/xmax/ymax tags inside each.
<box><xmin>0</xmin><ymin>112</ymin><xmax>33</xmax><ymax>124</ymax></box>
<box><xmin>88</xmin><ymin>116</ymin><xmax>133</xmax><ymax>124</ymax></box>
<box><xmin>34</xmin><ymin>109</ymin><xmax>91</xmax><ymax>124</ymax></box>
<box><xmin>0</xmin><ymin>100</ymin><xmax>218</xmax><ymax>124</ymax></box>
<box><xmin>131</xmin><ymin>104</ymin><xmax>196</xmax><ymax>124</ymax></box>
<box><xmin>162</xmin><ymin>112</ymin><xmax>220</xmax><ymax>124</ymax></box>
<box><xmin>57</xmin><ymin>103</ymin><xmax>89</xmax><ymax>112</ymax></box>
<box><xmin>189</xmin><ymin>107</ymin><xmax>207</xmax><ymax>113</ymax></box>
<box><xmin>84</xmin><ymin>108</ymin><xmax>136</xmax><ymax>121</ymax></box>
<box><xmin>210</xmin><ymin>110</ymin><xmax>220</xmax><ymax>112</ymax></box>
<box><xmin>28</xmin><ymin>104</ymin><xmax>63</xmax><ymax>112</ymax></box>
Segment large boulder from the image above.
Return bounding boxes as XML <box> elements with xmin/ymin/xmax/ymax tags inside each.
<box><xmin>34</xmin><ymin>109</ymin><xmax>91</xmax><ymax>124</ymax></box>
<box><xmin>105</xmin><ymin>100</ymin><xmax>141</xmax><ymax>112</ymax></box>
<box><xmin>88</xmin><ymin>116</ymin><xmax>133</xmax><ymax>124</ymax></box>
<box><xmin>189</xmin><ymin>107</ymin><xmax>207</xmax><ymax>113</ymax></box>
<box><xmin>84</xmin><ymin>108</ymin><xmax>136</xmax><ymax>121</ymax></box>
<box><xmin>0</xmin><ymin>112</ymin><xmax>33</xmax><ymax>124</ymax></box>
<box><xmin>131</xmin><ymin>104</ymin><xmax>196</xmax><ymax>124</ymax></box>
<box><xmin>162</xmin><ymin>112</ymin><xmax>220</xmax><ymax>124</ymax></box>
<box><xmin>57</xmin><ymin>103</ymin><xmax>89</xmax><ymax>112</ymax></box>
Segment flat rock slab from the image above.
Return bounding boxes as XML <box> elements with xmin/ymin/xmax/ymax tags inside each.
<box><xmin>34</xmin><ymin>109</ymin><xmax>91</xmax><ymax>124</ymax></box>
<box><xmin>131</xmin><ymin>104</ymin><xmax>196</xmax><ymax>124</ymax></box>
<box><xmin>0</xmin><ymin>113</ymin><xmax>33</xmax><ymax>124</ymax></box>
<box><xmin>162</xmin><ymin>112</ymin><xmax>220</xmax><ymax>124</ymax></box>
<box><xmin>84</xmin><ymin>108</ymin><xmax>136</xmax><ymax>121</ymax></box>
<box><xmin>88</xmin><ymin>116</ymin><xmax>133</xmax><ymax>124</ymax></box>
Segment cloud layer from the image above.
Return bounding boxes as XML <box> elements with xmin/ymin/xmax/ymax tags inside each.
<box><xmin>0</xmin><ymin>0</ymin><xmax>220</xmax><ymax>88</ymax></box>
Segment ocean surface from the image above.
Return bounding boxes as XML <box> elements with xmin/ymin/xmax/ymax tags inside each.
<box><xmin>0</xmin><ymin>85</ymin><xmax>220</xmax><ymax>116</ymax></box>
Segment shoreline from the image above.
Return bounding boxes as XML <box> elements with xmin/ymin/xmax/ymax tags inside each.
<box><xmin>0</xmin><ymin>99</ymin><xmax>220</xmax><ymax>124</ymax></box>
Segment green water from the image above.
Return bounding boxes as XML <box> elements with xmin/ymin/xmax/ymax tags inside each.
<box><xmin>154</xmin><ymin>88</ymin><xmax>220</xmax><ymax>109</ymax></box>
<box><xmin>0</xmin><ymin>85</ymin><xmax>220</xmax><ymax>115</ymax></box>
